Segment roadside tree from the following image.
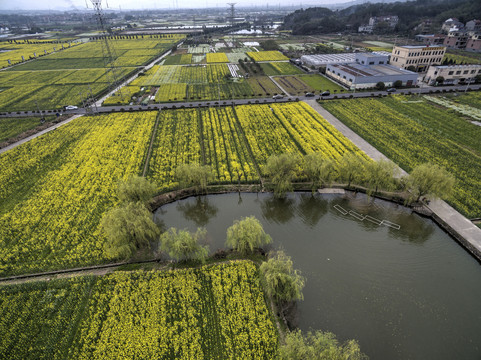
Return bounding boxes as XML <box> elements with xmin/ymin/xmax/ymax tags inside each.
<box><xmin>405</xmin><ymin>163</ymin><xmax>455</xmax><ymax>203</ymax></box>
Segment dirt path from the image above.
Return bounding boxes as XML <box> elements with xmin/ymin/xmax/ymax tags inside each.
<box><xmin>142</xmin><ymin>112</ymin><xmax>161</xmax><ymax>177</ymax></box>
<box><xmin>0</xmin><ymin>114</ymin><xmax>83</xmax><ymax>155</ymax></box>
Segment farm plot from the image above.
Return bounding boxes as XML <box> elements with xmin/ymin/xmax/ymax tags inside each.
<box><xmin>0</xmin><ymin>40</ymin><xmax>82</xmax><ymax>69</ymax></box>
<box><xmin>322</xmin><ymin>96</ymin><xmax>481</xmax><ymax>218</ymax></box>
<box><xmin>246</xmin><ymin>51</ymin><xmax>289</xmax><ymax>62</ymax></box>
<box><xmin>155</xmin><ymin>83</ymin><xmax>188</xmax><ymax>102</ymax></box>
<box><xmin>272</xmin><ymin>75</ymin><xmax>313</xmax><ymax>95</ymax></box>
<box><xmin>163</xmin><ymin>54</ymin><xmax>193</xmax><ymax>65</ymax></box>
<box><xmin>131</xmin><ymin>64</ymin><xmax>278</xmax><ymax>101</ymax></box>
<box><xmin>148</xmin><ymin>102</ymin><xmax>367</xmax><ymax>186</ymax></box>
<box><xmin>0</xmin><ymin>261</ymin><xmax>278</xmax><ymax>360</ymax></box>
<box><xmin>0</xmin><ymin>112</ymin><xmax>156</xmax><ymax>276</ymax></box>
<box><xmin>201</xmin><ymin>107</ymin><xmax>259</xmax><ymax>182</ymax></box>
<box><xmin>0</xmin><ymin>37</ymin><xmax>181</xmax><ymax>111</ymax></box>
<box><xmin>0</xmin><ymin>116</ymin><xmax>53</xmax><ymax>143</ymax></box>
<box><xmin>247</xmin><ymin>78</ymin><xmax>282</xmax><ymax>96</ymax></box>
<box><xmin>424</xmin><ymin>95</ymin><xmax>481</xmax><ymax>121</ymax></box>
<box><xmin>0</xmin><ymin>277</ymin><xmax>96</xmax><ymax>360</ymax></box>
<box><xmin>260</xmin><ymin>62</ymin><xmax>304</xmax><ymax>76</ymax></box>
<box><xmin>206</xmin><ymin>53</ymin><xmax>230</xmax><ymax>63</ymax></box>
<box><xmin>297</xmin><ymin>74</ymin><xmax>345</xmax><ymax>93</ymax></box>
<box><xmin>226</xmin><ymin>52</ymin><xmax>247</xmax><ymax>63</ymax></box>
<box><xmin>235</xmin><ymin>102</ymin><xmax>368</xmax><ymax>174</ymax></box>
<box><xmin>445</xmin><ymin>91</ymin><xmax>481</xmax><ymax>111</ymax></box>
<box><xmin>147</xmin><ymin>108</ymin><xmax>203</xmax><ymax>190</ymax></box>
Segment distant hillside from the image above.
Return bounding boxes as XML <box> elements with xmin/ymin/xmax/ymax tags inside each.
<box><xmin>282</xmin><ymin>0</ymin><xmax>481</xmax><ymax>35</ymax></box>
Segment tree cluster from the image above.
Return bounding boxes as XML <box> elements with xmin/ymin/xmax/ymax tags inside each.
<box><xmin>264</xmin><ymin>152</ymin><xmax>455</xmax><ymax>203</ymax></box>
<box><xmin>281</xmin><ymin>0</ymin><xmax>481</xmax><ymax>35</ymax></box>
<box><xmin>101</xmin><ymin>176</ymin><xmax>159</xmax><ymax>259</ymax></box>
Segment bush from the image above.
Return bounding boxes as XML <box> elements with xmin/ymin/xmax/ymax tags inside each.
<box><xmin>375</xmin><ymin>81</ymin><xmax>385</xmax><ymax>90</ymax></box>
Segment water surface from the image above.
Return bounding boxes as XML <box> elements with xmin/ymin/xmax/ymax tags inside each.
<box><xmin>154</xmin><ymin>192</ymin><xmax>481</xmax><ymax>360</ymax></box>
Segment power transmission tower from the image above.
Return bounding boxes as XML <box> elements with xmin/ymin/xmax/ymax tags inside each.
<box><xmin>227</xmin><ymin>3</ymin><xmax>236</xmax><ymax>27</ymax></box>
<box><xmin>90</xmin><ymin>0</ymin><xmax>129</xmax><ymax>107</ymax></box>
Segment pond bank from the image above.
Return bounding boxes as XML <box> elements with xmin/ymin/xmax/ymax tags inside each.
<box><xmin>151</xmin><ymin>184</ymin><xmax>481</xmax><ymax>262</ymax></box>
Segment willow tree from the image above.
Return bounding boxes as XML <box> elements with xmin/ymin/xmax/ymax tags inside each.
<box><xmin>265</xmin><ymin>153</ymin><xmax>299</xmax><ymax>197</ymax></box>
<box><xmin>176</xmin><ymin>163</ymin><xmax>213</xmax><ymax>193</ymax></box>
<box><xmin>160</xmin><ymin>227</ymin><xmax>209</xmax><ymax>263</ymax></box>
<box><xmin>338</xmin><ymin>153</ymin><xmax>365</xmax><ymax>188</ymax></box>
<box><xmin>117</xmin><ymin>175</ymin><xmax>157</xmax><ymax>208</ymax></box>
<box><xmin>260</xmin><ymin>250</ymin><xmax>305</xmax><ymax>306</ymax></box>
<box><xmin>226</xmin><ymin>216</ymin><xmax>272</xmax><ymax>255</ymax></box>
<box><xmin>303</xmin><ymin>153</ymin><xmax>336</xmax><ymax>192</ymax></box>
<box><xmin>101</xmin><ymin>201</ymin><xmax>160</xmax><ymax>259</ymax></box>
<box><xmin>279</xmin><ymin>330</ymin><xmax>368</xmax><ymax>360</ymax></box>
<box><xmin>405</xmin><ymin>163</ymin><xmax>455</xmax><ymax>203</ymax></box>
<box><xmin>366</xmin><ymin>159</ymin><xmax>399</xmax><ymax>195</ymax></box>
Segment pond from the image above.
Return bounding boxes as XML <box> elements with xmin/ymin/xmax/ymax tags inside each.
<box><xmin>153</xmin><ymin>192</ymin><xmax>481</xmax><ymax>360</ymax></box>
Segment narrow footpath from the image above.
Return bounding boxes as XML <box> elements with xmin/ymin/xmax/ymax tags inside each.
<box><xmin>304</xmin><ymin>99</ymin><xmax>481</xmax><ymax>259</ymax></box>
<box><xmin>0</xmin><ymin>114</ymin><xmax>83</xmax><ymax>155</ymax></box>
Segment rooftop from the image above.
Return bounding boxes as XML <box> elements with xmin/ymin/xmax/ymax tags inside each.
<box><xmin>301</xmin><ymin>51</ymin><xmax>390</xmax><ymax>64</ymax></box>
<box><xmin>329</xmin><ymin>63</ymin><xmax>416</xmax><ymax>78</ymax></box>
<box><xmin>396</xmin><ymin>45</ymin><xmax>446</xmax><ymax>49</ymax></box>
<box><xmin>432</xmin><ymin>64</ymin><xmax>481</xmax><ymax>69</ymax></box>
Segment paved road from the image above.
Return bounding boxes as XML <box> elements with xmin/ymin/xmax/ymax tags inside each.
<box><xmin>306</xmin><ymin>99</ymin><xmax>408</xmax><ymax>172</ymax></box>
<box><xmin>305</xmin><ymin>99</ymin><xmax>481</xmax><ymax>259</ymax></box>
<box><xmin>2</xmin><ymin>84</ymin><xmax>479</xmax><ymax>118</ymax></box>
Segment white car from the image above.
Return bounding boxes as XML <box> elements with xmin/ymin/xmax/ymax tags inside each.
<box><xmin>65</xmin><ymin>105</ymin><xmax>78</xmax><ymax>110</ymax></box>
<box><xmin>272</xmin><ymin>94</ymin><xmax>284</xmax><ymax>99</ymax></box>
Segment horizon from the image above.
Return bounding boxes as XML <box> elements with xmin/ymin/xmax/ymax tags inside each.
<box><xmin>0</xmin><ymin>0</ymin><xmax>358</xmax><ymax>12</ymax></box>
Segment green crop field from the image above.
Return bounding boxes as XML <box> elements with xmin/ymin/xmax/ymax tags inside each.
<box><xmin>297</xmin><ymin>74</ymin><xmax>345</xmax><ymax>92</ymax></box>
<box><xmin>0</xmin><ymin>112</ymin><xmax>157</xmax><ymax>276</ymax></box>
<box><xmin>0</xmin><ymin>36</ymin><xmax>183</xmax><ymax>111</ymax></box>
<box><xmin>0</xmin><ymin>116</ymin><xmax>54</xmax><ymax>143</ymax></box>
<box><xmin>0</xmin><ymin>102</ymin><xmax>367</xmax><ymax>276</ymax></box>
<box><xmin>322</xmin><ymin>95</ymin><xmax>481</xmax><ymax>218</ymax></box>
<box><xmin>130</xmin><ymin>64</ymin><xmax>285</xmax><ymax>101</ymax></box>
<box><xmin>0</xmin><ymin>261</ymin><xmax>278</xmax><ymax>359</ymax></box>
<box><xmin>260</xmin><ymin>62</ymin><xmax>304</xmax><ymax>76</ymax></box>
<box><xmin>272</xmin><ymin>75</ymin><xmax>313</xmax><ymax>95</ymax></box>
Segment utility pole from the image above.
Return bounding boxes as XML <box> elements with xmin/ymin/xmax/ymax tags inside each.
<box><xmin>90</xmin><ymin>0</ymin><xmax>130</xmax><ymax>103</ymax></box>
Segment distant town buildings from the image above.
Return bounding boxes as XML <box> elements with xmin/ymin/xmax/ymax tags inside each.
<box><xmin>414</xmin><ymin>34</ymin><xmax>446</xmax><ymax>46</ymax></box>
<box><xmin>424</xmin><ymin>64</ymin><xmax>481</xmax><ymax>85</ymax></box>
<box><xmin>390</xmin><ymin>45</ymin><xmax>446</xmax><ymax>72</ymax></box>
<box><xmin>431</xmin><ymin>18</ymin><xmax>481</xmax><ymax>52</ymax></box>
<box><xmin>358</xmin><ymin>15</ymin><xmax>399</xmax><ymax>33</ymax></box>
<box><xmin>441</xmin><ymin>18</ymin><xmax>464</xmax><ymax>33</ymax></box>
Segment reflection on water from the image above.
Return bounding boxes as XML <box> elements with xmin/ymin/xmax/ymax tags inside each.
<box><xmin>260</xmin><ymin>196</ymin><xmax>296</xmax><ymax>224</ymax></box>
<box><xmin>154</xmin><ymin>192</ymin><xmax>481</xmax><ymax>360</ymax></box>
<box><xmin>176</xmin><ymin>196</ymin><xmax>218</xmax><ymax>227</ymax></box>
<box><xmin>296</xmin><ymin>194</ymin><xmax>328</xmax><ymax>228</ymax></box>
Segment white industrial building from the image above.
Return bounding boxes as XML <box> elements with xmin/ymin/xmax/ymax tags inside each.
<box><xmin>326</xmin><ymin>53</ymin><xmax>419</xmax><ymax>89</ymax></box>
<box><xmin>300</xmin><ymin>51</ymin><xmax>391</xmax><ymax>67</ymax></box>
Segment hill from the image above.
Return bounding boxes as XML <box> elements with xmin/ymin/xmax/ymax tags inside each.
<box><xmin>282</xmin><ymin>0</ymin><xmax>481</xmax><ymax>35</ymax></box>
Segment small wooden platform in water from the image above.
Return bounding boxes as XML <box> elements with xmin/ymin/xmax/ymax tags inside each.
<box><xmin>318</xmin><ymin>188</ymin><xmax>345</xmax><ymax>194</ymax></box>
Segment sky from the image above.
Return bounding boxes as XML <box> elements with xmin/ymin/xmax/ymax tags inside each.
<box><xmin>0</xmin><ymin>0</ymin><xmax>351</xmax><ymax>11</ymax></box>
